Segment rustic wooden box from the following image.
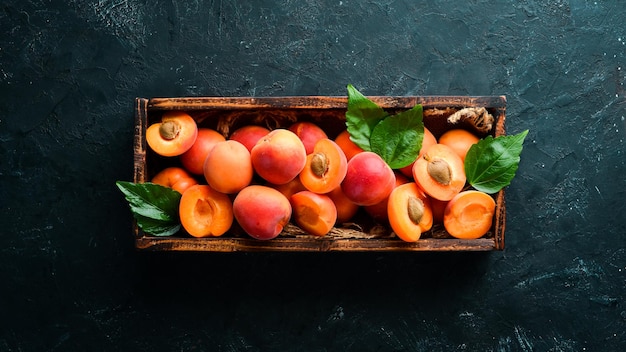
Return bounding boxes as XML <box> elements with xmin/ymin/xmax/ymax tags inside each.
<box><xmin>133</xmin><ymin>96</ymin><xmax>506</xmax><ymax>252</ymax></box>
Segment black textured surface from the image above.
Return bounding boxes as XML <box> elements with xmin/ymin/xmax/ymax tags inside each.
<box><xmin>1</xmin><ymin>1</ymin><xmax>625</xmax><ymax>351</ymax></box>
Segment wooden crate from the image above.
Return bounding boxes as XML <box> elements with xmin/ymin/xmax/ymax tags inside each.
<box><xmin>133</xmin><ymin>96</ymin><xmax>507</xmax><ymax>252</ymax></box>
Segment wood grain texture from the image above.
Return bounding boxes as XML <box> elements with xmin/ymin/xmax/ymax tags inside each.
<box><xmin>133</xmin><ymin>96</ymin><xmax>506</xmax><ymax>252</ymax></box>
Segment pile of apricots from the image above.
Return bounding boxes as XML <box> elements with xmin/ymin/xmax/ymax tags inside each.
<box><xmin>146</xmin><ymin>111</ymin><xmax>496</xmax><ymax>242</ymax></box>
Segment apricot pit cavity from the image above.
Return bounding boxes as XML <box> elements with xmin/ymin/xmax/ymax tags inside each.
<box><xmin>310</xmin><ymin>153</ymin><xmax>329</xmax><ymax>177</ymax></box>
<box><xmin>407</xmin><ymin>196</ymin><xmax>424</xmax><ymax>225</ymax></box>
<box><xmin>427</xmin><ymin>158</ymin><xmax>451</xmax><ymax>185</ymax></box>
<box><xmin>159</xmin><ymin>121</ymin><xmax>181</xmax><ymax>140</ymax></box>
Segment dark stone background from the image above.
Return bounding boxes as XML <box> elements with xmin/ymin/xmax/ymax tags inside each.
<box><xmin>1</xmin><ymin>1</ymin><xmax>625</xmax><ymax>351</ymax></box>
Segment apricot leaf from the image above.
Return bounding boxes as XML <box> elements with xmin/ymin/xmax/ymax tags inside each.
<box><xmin>345</xmin><ymin>84</ymin><xmax>388</xmax><ymax>151</ymax></box>
<box><xmin>465</xmin><ymin>130</ymin><xmax>529</xmax><ymax>194</ymax></box>
<box><xmin>370</xmin><ymin>104</ymin><xmax>424</xmax><ymax>169</ymax></box>
<box><xmin>116</xmin><ymin>181</ymin><xmax>181</xmax><ymax>236</ymax></box>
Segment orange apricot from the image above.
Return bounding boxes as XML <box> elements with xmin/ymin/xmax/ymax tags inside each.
<box><xmin>179</xmin><ymin>184</ymin><xmax>233</xmax><ymax>238</ymax></box>
<box><xmin>203</xmin><ymin>140</ymin><xmax>253</xmax><ymax>194</ymax></box>
<box><xmin>251</xmin><ymin>129</ymin><xmax>307</xmax><ymax>185</ymax></box>
<box><xmin>146</xmin><ymin>111</ymin><xmax>198</xmax><ymax>157</ymax></box>
<box><xmin>399</xmin><ymin>127</ymin><xmax>437</xmax><ymax>178</ymax></box>
<box><xmin>151</xmin><ymin>167</ymin><xmax>198</xmax><ymax>194</ymax></box>
<box><xmin>438</xmin><ymin>129</ymin><xmax>480</xmax><ymax>162</ymax></box>
<box><xmin>326</xmin><ymin>186</ymin><xmax>360</xmax><ymax>224</ymax></box>
<box><xmin>443</xmin><ymin>190</ymin><xmax>495</xmax><ymax>239</ymax></box>
<box><xmin>387</xmin><ymin>182</ymin><xmax>433</xmax><ymax>242</ymax></box>
<box><xmin>412</xmin><ymin>143</ymin><xmax>466</xmax><ymax>201</ymax></box>
<box><xmin>268</xmin><ymin>177</ymin><xmax>308</xmax><ymax>200</ymax></box>
<box><xmin>289</xmin><ymin>121</ymin><xmax>328</xmax><ymax>155</ymax></box>
<box><xmin>233</xmin><ymin>185</ymin><xmax>292</xmax><ymax>240</ymax></box>
<box><xmin>229</xmin><ymin>125</ymin><xmax>270</xmax><ymax>152</ymax></box>
<box><xmin>299</xmin><ymin>138</ymin><xmax>348</xmax><ymax>194</ymax></box>
<box><xmin>180</xmin><ymin>128</ymin><xmax>226</xmax><ymax>175</ymax></box>
<box><xmin>430</xmin><ymin>198</ymin><xmax>449</xmax><ymax>224</ymax></box>
<box><xmin>334</xmin><ymin>130</ymin><xmax>364</xmax><ymax>161</ymax></box>
<box><xmin>290</xmin><ymin>191</ymin><xmax>337</xmax><ymax>237</ymax></box>
<box><xmin>363</xmin><ymin>171</ymin><xmax>410</xmax><ymax>223</ymax></box>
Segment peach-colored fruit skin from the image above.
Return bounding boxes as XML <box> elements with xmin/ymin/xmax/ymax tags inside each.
<box><xmin>230</xmin><ymin>125</ymin><xmax>270</xmax><ymax>152</ymax></box>
<box><xmin>233</xmin><ymin>185</ymin><xmax>292</xmax><ymax>240</ymax></box>
<box><xmin>250</xmin><ymin>129</ymin><xmax>307</xmax><ymax>185</ymax></box>
<box><xmin>203</xmin><ymin>140</ymin><xmax>253</xmax><ymax>194</ymax></box>
<box><xmin>341</xmin><ymin>152</ymin><xmax>396</xmax><ymax>206</ymax></box>
<box><xmin>289</xmin><ymin>121</ymin><xmax>329</xmax><ymax>155</ymax></box>
<box><xmin>180</xmin><ymin>128</ymin><xmax>226</xmax><ymax>175</ymax></box>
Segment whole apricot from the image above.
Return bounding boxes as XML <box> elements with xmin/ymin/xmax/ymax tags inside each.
<box><xmin>250</xmin><ymin>129</ymin><xmax>307</xmax><ymax>185</ymax></box>
<box><xmin>230</xmin><ymin>125</ymin><xmax>270</xmax><ymax>152</ymax></box>
<box><xmin>334</xmin><ymin>130</ymin><xmax>364</xmax><ymax>161</ymax></box>
<box><xmin>233</xmin><ymin>185</ymin><xmax>292</xmax><ymax>240</ymax></box>
<box><xmin>288</xmin><ymin>121</ymin><xmax>328</xmax><ymax>155</ymax></box>
<box><xmin>151</xmin><ymin>167</ymin><xmax>198</xmax><ymax>194</ymax></box>
<box><xmin>203</xmin><ymin>140</ymin><xmax>253</xmax><ymax>194</ymax></box>
<box><xmin>180</xmin><ymin>128</ymin><xmax>226</xmax><ymax>175</ymax></box>
<box><xmin>341</xmin><ymin>151</ymin><xmax>396</xmax><ymax>206</ymax></box>
<box><xmin>146</xmin><ymin>111</ymin><xmax>198</xmax><ymax>157</ymax></box>
<box><xmin>326</xmin><ymin>186</ymin><xmax>360</xmax><ymax>224</ymax></box>
<box><xmin>438</xmin><ymin>129</ymin><xmax>480</xmax><ymax>162</ymax></box>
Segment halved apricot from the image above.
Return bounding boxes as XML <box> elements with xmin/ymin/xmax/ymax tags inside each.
<box><xmin>179</xmin><ymin>184</ymin><xmax>233</xmax><ymax>238</ymax></box>
<box><xmin>438</xmin><ymin>129</ymin><xmax>480</xmax><ymax>162</ymax></box>
<box><xmin>387</xmin><ymin>182</ymin><xmax>433</xmax><ymax>242</ymax></box>
<box><xmin>334</xmin><ymin>130</ymin><xmax>364</xmax><ymax>161</ymax></box>
<box><xmin>203</xmin><ymin>140</ymin><xmax>253</xmax><ymax>194</ymax></box>
<box><xmin>146</xmin><ymin>111</ymin><xmax>198</xmax><ymax>157</ymax></box>
<box><xmin>299</xmin><ymin>138</ymin><xmax>348</xmax><ymax>194</ymax></box>
<box><xmin>290</xmin><ymin>191</ymin><xmax>337</xmax><ymax>237</ymax></box>
<box><xmin>412</xmin><ymin>143</ymin><xmax>466</xmax><ymax>201</ymax></box>
<box><xmin>443</xmin><ymin>190</ymin><xmax>495</xmax><ymax>239</ymax></box>
<box><xmin>151</xmin><ymin>167</ymin><xmax>198</xmax><ymax>194</ymax></box>
<box><xmin>399</xmin><ymin>127</ymin><xmax>437</xmax><ymax>178</ymax></box>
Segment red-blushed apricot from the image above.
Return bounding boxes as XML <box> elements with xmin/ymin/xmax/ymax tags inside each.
<box><xmin>399</xmin><ymin>127</ymin><xmax>437</xmax><ymax>178</ymax></box>
<box><xmin>438</xmin><ymin>129</ymin><xmax>480</xmax><ymax>162</ymax></box>
<box><xmin>180</xmin><ymin>128</ymin><xmax>226</xmax><ymax>175</ymax></box>
<box><xmin>443</xmin><ymin>190</ymin><xmax>495</xmax><ymax>239</ymax></box>
<box><xmin>289</xmin><ymin>121</ymin><xmax>329</xmax><ymax>155</ymax></box>
<box><xmin>229</xmin><ymin>125</ymin><xmax>270</xmax><ymax>152</ymax></box>
<box><xmin>290</xmin><ymin>191</ymin><xmax>337</xmax><ymax>237</ymax></box>
<box><xmin>412</xmin><ymin>144</ymin><xmax>466</xmax><ymax>201</ymax></box>
<box><xmin>203</xmin><ymin>140</ymin><xmax>253</xmax><ymax>194</ymax></box>
<box><xmin>387</xmin><ymin>182</ymin><xmax>433</xmax><ymax>242</ymax></box>
<box><xmin>299</xmin><ymin>138</ymin><xmax>348</xmax><ymax>194</ymax></box>
<box><xmin>179</xmin><ymin>184</ymin><xmax>233</xmax><ymax>238</ymax></box>
<box><xmin>430</xmin><ymin>198</ymin><xmax>449</xmax><ymax>224</ymax></box>
<box><xmin>326</xmin><ymin>186</ymin><xmax>360</xmax><ymax>224</ymax></box>
<box><xmin>363</xmin><ymin>171</ymin><xmax>410</xmax><ymax>223</ymax></box>
<box><xmin>233</xmin><ymin>185</ymin><xmax>292</xmax><ymax>240</ymax></box>
<box><xmin>151</xmin><ymin>167</ymin><xmax>198</xmax><ymax>194</ymax></box>
<box><xmin>334</xmin><ymin>130</ymin><xmax>364</xmax><ymax>161</ymax></box>
<box><xmin>250</xmin><ymin>129</ymin><xmax>307</xmax><ymax>185</ymax></box>
<box><xmin>341</xmin><ymin>151</ymin><xmax>396</xmax><ymax>206</ymax></box>
<box><xmin>146</xmin><ymin>111</ymin><xmax>198</xmax><ymax>157</ymax></box>
<box><xmin>268</xmin><ymin>177</ymin><xmax>307</xmax><ymax>200</ymax></box>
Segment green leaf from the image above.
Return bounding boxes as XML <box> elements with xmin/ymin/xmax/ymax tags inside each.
<box><xmin>465</xmin><ymin>130</ymin><xmax>529</xmax><ymax>194</ymax></box>
<box><xmin>370</xmin><ymin>104</ymin><xmax>424</xmax><ymax>169</ymax></box>
<box><xmin>115</xmin><ymin>181</ymin><xmax>182</xmax><ymax>236</ymax></box>
<box><xmin>345</xmin><ymin>84</ymin><xmax>388</xmax><ymax>151</ymax></box>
